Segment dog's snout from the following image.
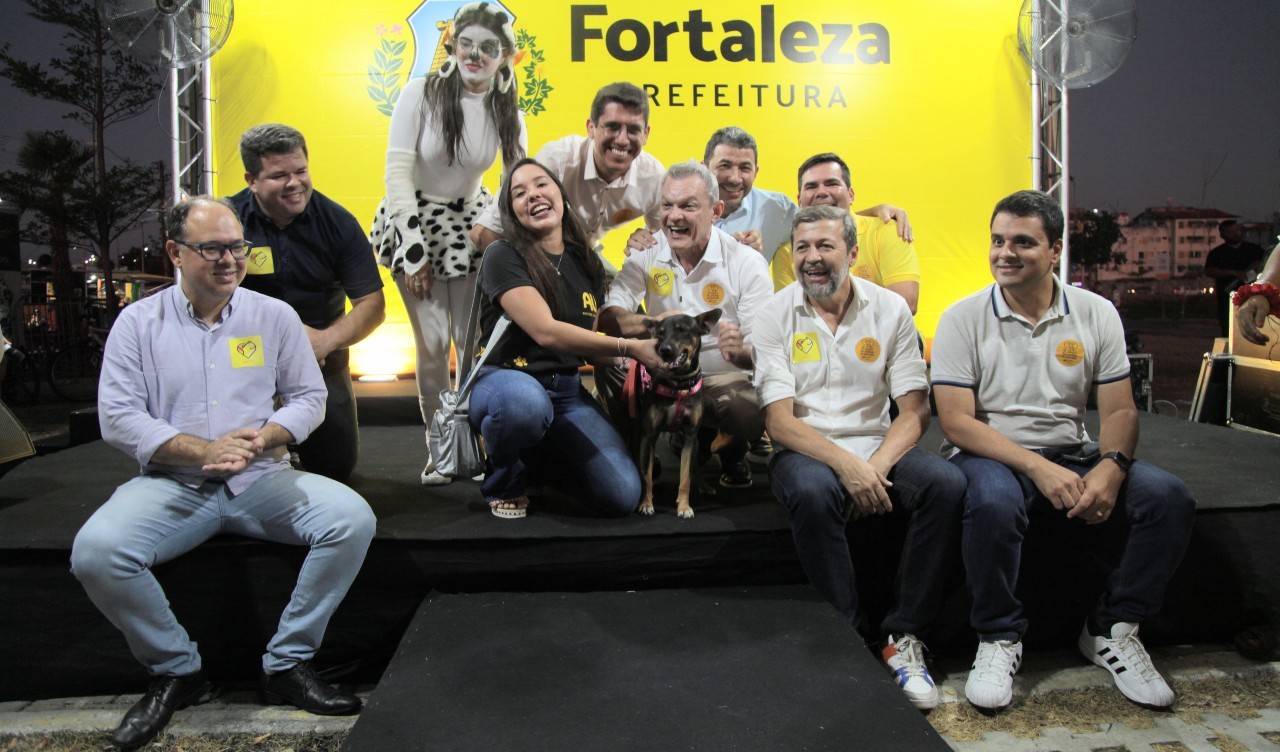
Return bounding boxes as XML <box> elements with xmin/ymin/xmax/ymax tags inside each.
<box><xmin>658</xmin><ymin>343</ymin><xmax>677</xmax><ymax>360</ymax></box>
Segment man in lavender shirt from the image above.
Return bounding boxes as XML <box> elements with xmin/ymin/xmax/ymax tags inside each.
<box><xmin>71</xmin><ymin>197</ymin><xmax>376</xmax><ymax>751</ymax></box>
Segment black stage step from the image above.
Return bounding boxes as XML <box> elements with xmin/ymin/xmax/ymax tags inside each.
<box><xmin>343</xmin><ymin>587</ymin><xmax>951</xmax><ymax>752</ymax></box>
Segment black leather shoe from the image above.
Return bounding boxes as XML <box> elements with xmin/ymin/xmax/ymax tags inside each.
<box><xmin>260</xmin><ymin>661</ymin><xmax>361</xmax><ymax>715</ymax></box>
<box><xmin>110</xmin><ymin>670</ymin><xmax>214</xmax><ymax>750</ymax></box>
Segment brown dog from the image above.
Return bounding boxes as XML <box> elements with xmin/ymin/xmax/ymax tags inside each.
<box><xmin>634</xmin><ymin>309</ymin><xmax>722</xmax><ymax>518</ymax></box>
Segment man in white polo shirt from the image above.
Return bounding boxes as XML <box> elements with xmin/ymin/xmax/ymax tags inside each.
<box><xmin>932</xmin><ymin>189</ymin><xmax>1196</xmax><ymax>711</ymax></box>
<box><xmin>471</xmin><ymin>82</ymin><xmax>664</xmax><ymax>264</ymax></box>
<box><xmin>599</xmin><ymin>160</ymin><xmax>773</xmax><ymax>488</ymax></box>
<box><xmin>753</xmin><ymin>204</ymin><xmax>964</xmax><ymax>710</ymax></box>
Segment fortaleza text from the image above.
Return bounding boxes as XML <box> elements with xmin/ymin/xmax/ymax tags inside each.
<box><xmin>571</xmin><ymin>5</ymin><xmax>890</xmax><ymax>64</ymax></box>
<box><xmin>643</xmin><ymin>82</ymin><xmax>849</xmax><ymax>109</ymax></box>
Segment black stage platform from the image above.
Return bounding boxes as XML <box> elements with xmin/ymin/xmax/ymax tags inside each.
<box><xmin>1</xmin><ymin>389</ymin><xmax>1278</xmax><ymax>703</ymax></box>
<box><xmin>345</xmin><ymin>589</ymin><xmax>951</xmax><ymax>752</ymax></box>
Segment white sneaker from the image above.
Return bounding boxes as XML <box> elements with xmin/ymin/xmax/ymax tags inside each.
<box><xmin>420</xmin><ymin>459</ymin><xmax>451</xmax><ymax>486</ymax></box>
<box><xmin>1078</xmin><ymin>622</ymin><xmax>1175</xmax><ymax>708</ymax></box>
<box><xmin>965</xmin><ymin>640</ymin><xmax>1023</xmax><ymax>710</ymax></box>
<box><xmin>880</xmin><ymin>634</ymin><xmax>938</xmax><ymax>710</ymax></box>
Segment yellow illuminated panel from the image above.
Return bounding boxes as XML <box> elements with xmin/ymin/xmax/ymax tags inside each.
<box><xmin>211</xmin><ymin>1</ymin><xmax>1032</xmax><ymax>374</ymax></box>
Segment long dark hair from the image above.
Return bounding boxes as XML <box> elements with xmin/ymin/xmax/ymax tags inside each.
<box><xmin>421</xmin><ymin>6</ymin><xmax>524</xmax><ymax>168</ymax></box>
<box><xmin>496</xmin><ymin>158</ymin><xmax>602</xmax><ymax>316</ymax></box>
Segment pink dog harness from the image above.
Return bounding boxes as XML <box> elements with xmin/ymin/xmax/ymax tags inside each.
<box><xmin>636</xmin><ymin>363</ymin><xmax>703</xmax><ymax>430</ymax></box>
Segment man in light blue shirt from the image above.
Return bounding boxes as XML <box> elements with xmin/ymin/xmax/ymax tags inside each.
<box><xmin>72</xmin><ymin>196</ymin><xmax>375</xmax><ymax>751</ymax></box>
<box><xmin>704</xmin><ymin>126</ymin><xmax>797</xmax><ymax>263</ymax></box>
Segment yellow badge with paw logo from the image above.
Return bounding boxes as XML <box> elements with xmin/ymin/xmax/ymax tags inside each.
<box><xmin>855</xmin><ymin>337</ymin><xmax>882</xmax><ymax>363</ymax></box>
<box><xmin>246</xmin><ymin>246</ymin><xmax>274</xmax><ymax>275</ymax></box>
<box><xmin>230</xmin><ymin>336</ymin><xmax>265</xmax><ymax>368</ymax></box>
<box><xmin>1056</xmin><ymin>339</ymin><xmax>1085</xmax><ymax>367</ymax></box>
<box><xmin>792</xmin><ymin>332</ymin><xmax>821</xmax><ymax>363</ymax></box>
<box><xmin>647</xmin><ymin>267</ymin><xmax>673</xmax><ymax>296</ymax></box>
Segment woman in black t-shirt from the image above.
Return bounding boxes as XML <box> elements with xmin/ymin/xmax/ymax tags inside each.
<box><xmin>470</xmin><ymin>159</ymin><xmax>663</xmax><ymax>518</ymax></box>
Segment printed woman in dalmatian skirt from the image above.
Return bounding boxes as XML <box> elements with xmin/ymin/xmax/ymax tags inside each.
<box><xmin>372</xmin><ymin>2</ymin><xmax>527</xmax><ymax>485</ymax></box>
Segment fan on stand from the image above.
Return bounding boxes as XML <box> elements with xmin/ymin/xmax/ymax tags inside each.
<box><xmin>1018</xmin><ymin>0</ymin><xmax>1136</xmax><ymax>89</ymax></box>
<box><xmin>1018</xmin><ymin>0</ymin><xmax>1137</xmax><ymax>276</ymax></box>
<box><xmin>98</xmin><ymin>0</ymin><xmax>233</xmax><ymax>69</ymax></box>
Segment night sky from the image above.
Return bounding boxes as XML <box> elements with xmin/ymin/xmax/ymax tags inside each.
<box><xmin>2</xmin><ymin>0</ymin><xmax>1278</xmax><ymax>223</ymax></box>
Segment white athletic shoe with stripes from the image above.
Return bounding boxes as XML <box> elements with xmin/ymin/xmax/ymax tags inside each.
<box><xmin>880</xmin><ymin>634</ymin><xmax>938</xmax><ymax>710</ymax></box>
<box><xmin>1078</xmin><ymin>621</ymin><xmax>1175</xmax><ymax>708</ymax></box>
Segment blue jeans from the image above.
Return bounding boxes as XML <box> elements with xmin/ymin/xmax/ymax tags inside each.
<box><xmin>71</xmin><ymin>469</ymin><xmax>376</xmax><ymax>676</ymax></box>
<box><xmin>469</xmin><ymin>367</ymin><xmax>641</xmax><ymax>517</ymax></box>
<box><xmin>770</xmin><ymin>447</ymin><xmax>966</xmax><ymax>641</ymax></box>
<box><xmin>952</xmin><ymin>447</ymin><xmax>1196</xmax><ymax>642</ymax></box>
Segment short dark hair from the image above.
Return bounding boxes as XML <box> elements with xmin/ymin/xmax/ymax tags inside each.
<box><xmin>702</xmin><ymin>126</ymin><xmax>758</xmax><ymax>164</ymax></box>
<box><xmin>990</xmin><ymin>190</ymin><xmax>1064</xmax><ymax>243</ymax></box>
<box><xmin>792</xmin><ymin>204</ymin><xmax>857</xmax><ymax>250</ymax></box>
<box><xmin>590</xmin><ymin>82</ymin><xmax>649</xmax><ymax>125</ymax></box>
<box><xmin>167</xmin><ymin>195</ymin><xmax>237</xmax><ymax>241</ymax></box>
<box><xmin>239</xmin><ymin>124</ymin><xmax>308</xmax><ymax>176</ymax></box>
<box><xmin>796</xmin><ymin>153</ymin><xmax>851</xmax><ymax>192</ymax></box>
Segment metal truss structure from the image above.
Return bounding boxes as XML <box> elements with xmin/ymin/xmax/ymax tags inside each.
<box><xmin>170</xmin><ymin>60</ymin><xmax>214</xmax><ymax>202</ymax></box>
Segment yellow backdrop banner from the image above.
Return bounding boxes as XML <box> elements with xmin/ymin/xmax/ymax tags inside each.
<box><xmin>211</xmin><ymin>1</ymin><xmax>1033</xmax><ymax>373</ymax></box>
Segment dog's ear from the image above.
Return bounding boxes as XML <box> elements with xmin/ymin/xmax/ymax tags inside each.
<box><xmin>642</xmin><ymin>317</ymin><xmax>659</xmax><ymax>335</ymax></box>
<box><xmin>695</xmin><ymin>308</ymin><xmax>722</xmax><ymax>335</ymax></box>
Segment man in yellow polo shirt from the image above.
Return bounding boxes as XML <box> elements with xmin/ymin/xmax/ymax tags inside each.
<box><xmin>771</xmin><ymin>153</ymin><xmax>919</xmax><ymax>314</ymax></box>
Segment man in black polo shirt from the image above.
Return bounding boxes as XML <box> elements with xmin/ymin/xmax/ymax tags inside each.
<box><xmin>1204</xmin><ymin>219</ymin><xmax>1265</xmax><ymax>337</ymax></box>
<box><xmin>230</xmin><ymin>124</ymin><xmax>385</xmax><ymax>482</ymax></box>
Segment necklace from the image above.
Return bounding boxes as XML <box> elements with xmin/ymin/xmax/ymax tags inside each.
<box><xmin>547</xmin><ymin>250</ymin><xmax>566</xmax><ymax>276</ymax></box>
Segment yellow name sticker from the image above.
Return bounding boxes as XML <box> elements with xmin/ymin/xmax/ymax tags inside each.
<box><xmin>856</xmin><ymin>337</ymin><xmax>882</xmax><ymax>363</ymax></box>
<box><xmin>647</xmin><ymin>268</ymin><xmax>673</xmax><ymax>296</ymax></box>
<box><xmin>702</xmin><ymin>282</ymin><xmax>725</xmax><ymax>306</ymax></box>
<box><xmin>230</xmin><ymin>336</ymin><xmax>265</xmax><ymax>368</ymax></box>
<box><xmin>1056</xmin><ymin>339</ymin><xmax>1085</xmax><ymax>367</ymax></box>
<box><xmin>246</xmin><ymin>246</ymin><xmax>274</xmax><ymax>275</ymax></box>
<box><xmin>792</xmin><ymin>332</ymin><xmax>821</xmax><ymax>363</ymax></box>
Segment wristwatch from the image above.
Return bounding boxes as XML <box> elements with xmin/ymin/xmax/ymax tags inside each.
<box><xmin>1100</xmin><ymin>451</ymin><xmax>1132</xmax><ymax>473</ymax></box>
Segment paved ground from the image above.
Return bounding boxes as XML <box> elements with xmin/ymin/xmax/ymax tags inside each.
<box><xmin>933</xmin><ymin>647</ymin><xmax>1280</xmax><ymax>750</ymax></box>
<box><xmin>3</xmin><ymin>649</ymin><xmax>1277</xmax><ymax>750</ymax></box>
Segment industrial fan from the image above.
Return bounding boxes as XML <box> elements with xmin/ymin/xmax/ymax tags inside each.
<box><xmin>1018</xmin><ymin>0</ymin><xmax>1137</xmax><ymax>89</ymax></box>
<box><xmin>98</xmin><ymin>0</ymin><xmax>233</xmax><ymax>69</ymax></box>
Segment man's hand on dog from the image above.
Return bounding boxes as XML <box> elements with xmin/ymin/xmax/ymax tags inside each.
<box><xmin>836</xmin><ymin>453</ymin><xmax>893</xmax><ymax>520</ymax></box>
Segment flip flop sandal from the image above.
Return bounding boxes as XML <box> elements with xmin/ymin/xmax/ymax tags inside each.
<box><xmin>490</xmin><ymin>496</ymin><xmax>529</xmax><ymax>519</ymax></box>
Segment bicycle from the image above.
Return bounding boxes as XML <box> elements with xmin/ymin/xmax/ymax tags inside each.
<box><xmin>47</xmin><ymin>327</ymin><xmax>106</xmax><ymax>403</ymax></box>
<box><xmin>1</xmin><ymin>343</ymin><xmax>43</xmax><ymax>406</ymax></box>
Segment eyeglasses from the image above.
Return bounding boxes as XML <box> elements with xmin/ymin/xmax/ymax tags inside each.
<box><xmin>455</xmin><ymin>36</ymin><xmax>502</xmax><ymax>59</ymax></box>
<box><xmin>176</xmin><ymin>240</ymin><xmax>253</xmax><ymax>262</ymax></box>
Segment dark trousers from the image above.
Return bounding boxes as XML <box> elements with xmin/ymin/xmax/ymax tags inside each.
<box><xmin>952</xmin><ymin>447</ymin><xmax>1197</xmax><ymax>642</ymax></box>
<box><xmin>770</xmin><ymin>447</ymin><xmax>965</xmax><ymax>641</ymax></box>
<box><xmin>296</xmin><ymin>349</ymin><xmax>359</xmax><ymax>483</ymax></box>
